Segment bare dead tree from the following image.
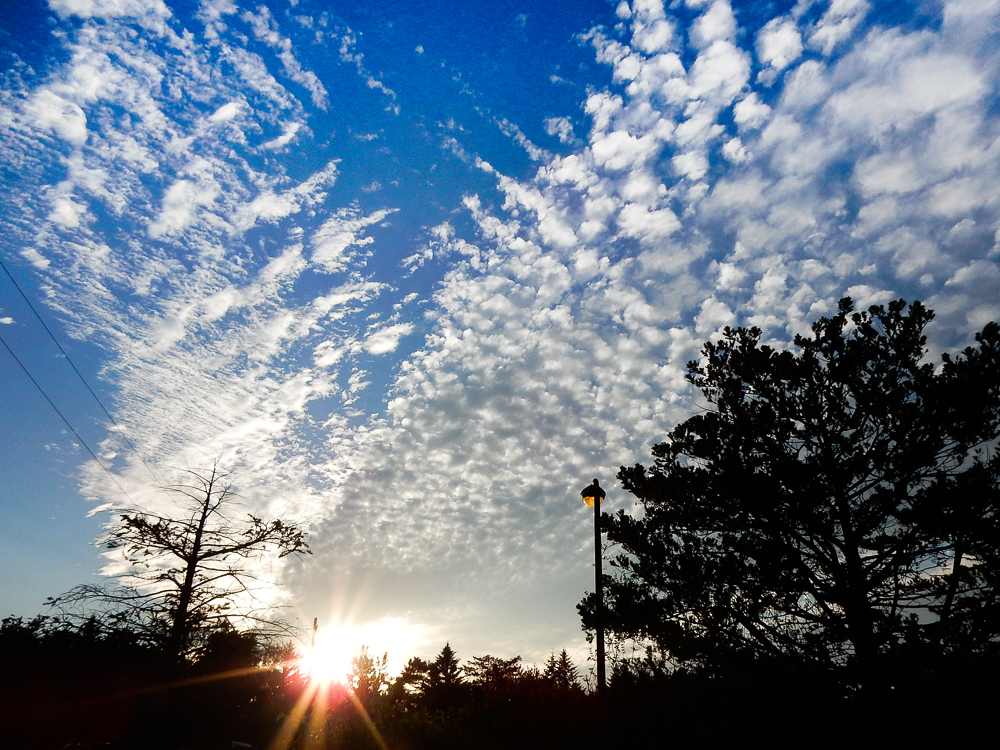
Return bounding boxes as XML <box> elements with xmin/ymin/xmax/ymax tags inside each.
<box><xmin>49</xmin><ymin>461</ymin><xmax>310</xmax><ymax>659</ymax></box>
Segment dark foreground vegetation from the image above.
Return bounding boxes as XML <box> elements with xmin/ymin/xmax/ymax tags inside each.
<box><xmin>3</xmin><ymin>614</ymin><xmax>999</xmax><ymax>749</ymax></box>
<box><xmin>0</xmin><ymin>616</ymin><xmax>592</xmax><ymax>750</ymax></box>
<box><xmin>6</xmin><ymin>297</ymin><xmax>1000</xmax><ymax>747</ymax></box>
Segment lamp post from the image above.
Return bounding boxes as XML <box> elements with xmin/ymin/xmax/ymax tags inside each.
<box><xmin>581</xmin><ymin>478</ymin><xmax>606</xmax><ymax>693</ymax></box>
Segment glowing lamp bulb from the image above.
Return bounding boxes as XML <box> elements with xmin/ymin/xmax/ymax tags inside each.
<box><xmin>581</xmin><ymin>479</ymin><xmax>606</xmax><ymax>508</ymax></box>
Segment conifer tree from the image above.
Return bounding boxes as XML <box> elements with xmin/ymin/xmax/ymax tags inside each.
<box><xmin>582</xmin><ymin>299</ymin><xmax>1000</xmax><ymax>677</ymax></box>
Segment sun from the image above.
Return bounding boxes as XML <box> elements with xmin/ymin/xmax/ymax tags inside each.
<box><xmin>297</xmin><ymin>617</ymin><xmax>421</xmax><ymax>686</ymax></box>
<box><xmin>299</xmin><ymin>635</ymin><xmax>357</xmax><ymax>685</ymax></box>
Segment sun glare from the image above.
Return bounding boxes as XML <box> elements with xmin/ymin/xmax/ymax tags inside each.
<box><xmin>300</xmin><ymin>637</ymin><xmax>356</xmax><ymax>685</ymax></box>
<box><xmin>298</xmin><ymin>617</ymin><xmax>422</xmax><ymax>686</ymax></box>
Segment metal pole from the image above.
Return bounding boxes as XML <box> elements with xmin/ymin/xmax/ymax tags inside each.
<box><xmin>594</xmin><ymin>494</ymin><xmax>606</xmax><ymax>693</ymax></box>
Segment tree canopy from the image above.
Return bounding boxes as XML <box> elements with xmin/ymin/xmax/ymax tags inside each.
<box><xmin>581</xmin><ymin>298</ymin><xmax>1000</xmax><ymax>678</ymax></box>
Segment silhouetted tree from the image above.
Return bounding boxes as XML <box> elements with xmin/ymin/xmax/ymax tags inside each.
<box><xmin>49</xmin><ymin>462</ymin><xmax>310</xmax><ymax>659</ymax></box>
<box><xmin>350</xmin><ymin>645</ymin><xmax>390</xmax><ymax>703</ymax></box>
<box><xmin>466</xmin><ymin>654</ymin><xmax>523</xmax><ymax>692</ymax></box>
<box><xmin>581</xmin><ymin>298</ymin><xmax>1000</xmax><ymax>680</ymax></box>
<box><xmin>544</xmin><ymin>649</ymin><xmax>581</xmax><ymax>691</ymax></box>
<box><xmin>389</xmin><ymin>643</ymin><xmax>467</xmax><ymax>713</ymax></box>
<box><xmin>390</xmin><ymin>655</ymin><xmax>430</xmax><ymax>698</ymax></box>
<box><xmin>426</xmin><ymin>642</ymin><xmax>463</xmax><ymax>689</ymax></box>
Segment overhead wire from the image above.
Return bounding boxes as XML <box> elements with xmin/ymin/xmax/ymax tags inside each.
<box><xmin>0</xmin><ymin>255</ymin><xmax>162</xmax><ymax>487</ymax></box>
<box><xmin>0</xmin><ymin>333</ymin><xmax>135</xmax><ymax>504</ymax></box>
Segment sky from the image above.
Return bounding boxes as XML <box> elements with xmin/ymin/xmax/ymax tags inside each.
<box><xmin>2</xmin><ymin>0</ymin><xmax>1000</xmax><ymax>678</ymax></box>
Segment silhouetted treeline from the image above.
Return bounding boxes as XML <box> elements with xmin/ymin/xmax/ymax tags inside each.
<box><xmin>0</xmin><ymin>618</ymin><xmax>593</xmax><ymax>750</ymax></box>
<box><xmin>4</xmin><ymin>615</ymin><xmax>999</xmax><ymax>748</ymax></box>
<box><xmin>0</xmin><ymin>615</ymin><xmax>295</xmax><ymax>750</ymax></box>
<box><xmin>321</xmin><ymin>645</ymin><xmax>592</xmax><ymax>750</ymax></box>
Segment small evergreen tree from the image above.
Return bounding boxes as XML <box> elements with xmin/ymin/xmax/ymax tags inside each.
<box><xmin>544</xmin><ymin>649</ymin><xmax>581</xmax><ymax>691</ymax></box>
<box><xmin>426</xmin><ymin>642</ymin><xmax>463</xmax><ymax>688</ymax></box>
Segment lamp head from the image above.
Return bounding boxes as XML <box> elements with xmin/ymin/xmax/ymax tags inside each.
<box><xmin>580</xmin><ymin>478</ymin><xmax>606</xmax><ymax>508</ymax></box>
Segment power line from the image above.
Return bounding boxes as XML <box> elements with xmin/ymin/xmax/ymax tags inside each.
<box><xmin>0</xmin><ymin>333</ymin><xmax>135</xmax><ymax>505</ymax></box>
<box><xmin>0</xmin><ymin>256</ymin><xmax>162</xmax><ymax>486</ymax></box>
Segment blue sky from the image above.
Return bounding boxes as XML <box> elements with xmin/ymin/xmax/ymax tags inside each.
<box><xmin>2</xmin><ymin>0</ymin><xmax>999</xmax><ymax>675</ymax></box>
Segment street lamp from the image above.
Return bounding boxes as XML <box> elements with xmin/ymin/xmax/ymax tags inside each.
<box><xmin>580</xmin><ymin>477</ymin><xmax>606</xmax><ymax>693</ymax></box>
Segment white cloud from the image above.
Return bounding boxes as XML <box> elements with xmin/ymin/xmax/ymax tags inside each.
<box><xmin>591</xmin><ymin>130</ymin><xmax>660</xmax><ymax>170</ymax></box>
<box><xmin>364</xmin><ymin>323</ymin><xmax>415</xmax><ymax>355</ymax></box>
<box><xmin>209</xmin><ymin>102</ymin><xmax>242</xmax><ymax>123</ymax></box>
<box><xmin>618</xmin><ymin>202</ymin><xmax>680</xmax><ymax>241</ymax></box>
<box><xmin>262</xmin><ymin>121</ymin><xmax>302</xmax><ymax>149</ymax></box>
<box><xmin>855</xmin><ymin>156</ymin><xmax>925</xmax><ymax>196</ymax></box>
<box><xmin>759</xmin><ymin>17</ymin><xmax>803</xmax><ymax>70</ymax></box>
<box><xmin>339</xmin><ymin>33</ymin><xmax>398</xmax><ymax>114</ymax></box>
<box><xmin>695</xmin><ymin>296</ymin><xmax>735</xmax><ymax>333</ymax></box>
<box><xmin>149</xmin><ymin>178</ymin><xmax>220</xmax><ymax>238</ymax></box>
<box><xmin>243</xmin><ymin>6</ymin><xmax>330</xmax><ymax>109</ymax></box>
<box><xmin>498</xmin><ymin>118</ymin><xmax>549</xmax><ymax>161</ymax></box>
<box><xmin>234</xmin><ymin>192</ymin><xmax>299</xmax><ymax>228</ymax></box>
<box><xmin>627</xmin><ymin>0</ymin><xmax>672</xmax><ymax>57</ymax></box>
<box><xmin>673</xmin><ymin>152</ymin><xmax>710</xmax><ymax>182</ymax></box>
<box><xmin>583</xmin><ymin>91</ymin><xmax>623</xmax><ymax>134</ymax></box>
<box><xmin>48</xmin><ymin>0</ymin><xmax>171</xmax><ymax>21</ymax></box>
<box><xmin>312</xmin><ymin>207</ymin><xmax>397</xmax><ymax>273</ymax></box>
<box><xmin>25</xmin><ymin>90</ymin><xmax>88</xmax><ymax>145</ymax></box>
<box><xmin>927</xmin><ymin>177</ymin><xmax>988</xmax><ymax>217</ymax></box>
<box><xmin>689</xmin><ymin>40</ymin><xmax>749</xmax><ymax>102</ymax></box>
<box><xmin>233</xmin><ymin>160</ymin><xmax>338</xmax><ymax>231</ymax></box>
<box><xmin>713</xmin><ymin>261</ymin><xmax>747</xmax><ymax>290</ymax></box>
<box><xmin>690</xmin><ymin>0</ymin><xmax>737</xmax><ymax>49</ymax></box>
<box><xmin>633</xmin><ymin>18</ymin><xmax>674</xmax><ymax>54</ymax></box>
<box><xmin>810</xmin><ymin>0</ymin><xmax>869</xmax><ymax>55</ymax></box>
<box><xmin>844</xmin><ymin>284</ymin><xmax>895</xmax><ymax>309</ymax></box>
<box><xmin>544</xmin><ymin>117</ymin><xmax>577</xmax><ymax>145</ymax></box>
<box><xmin>828</xmin><ymin>53</ymin><xmax>985</xmax><ymax>131</ymax></box>
<box><xmin>733</xmin><ymin>93</ymin><xmax>771</xmax><ymax>130</ymax></box>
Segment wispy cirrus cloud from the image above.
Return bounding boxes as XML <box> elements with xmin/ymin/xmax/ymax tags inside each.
<box><xmin>0</xmin><ymin>3</ymin><xmax>409</xmax><ymax>533</ymax></box>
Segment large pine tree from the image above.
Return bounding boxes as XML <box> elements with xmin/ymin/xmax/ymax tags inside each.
<box><xmin>581</xmin><ymin>299</ymin><xmax>1000</xmax><ymax>678</ymax></box>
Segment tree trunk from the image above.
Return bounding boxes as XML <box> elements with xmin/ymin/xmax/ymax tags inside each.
<box><xmin>167</xmin><ymin>474</ymin><xmax>215</xmax><ymax>658</ymax></box>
